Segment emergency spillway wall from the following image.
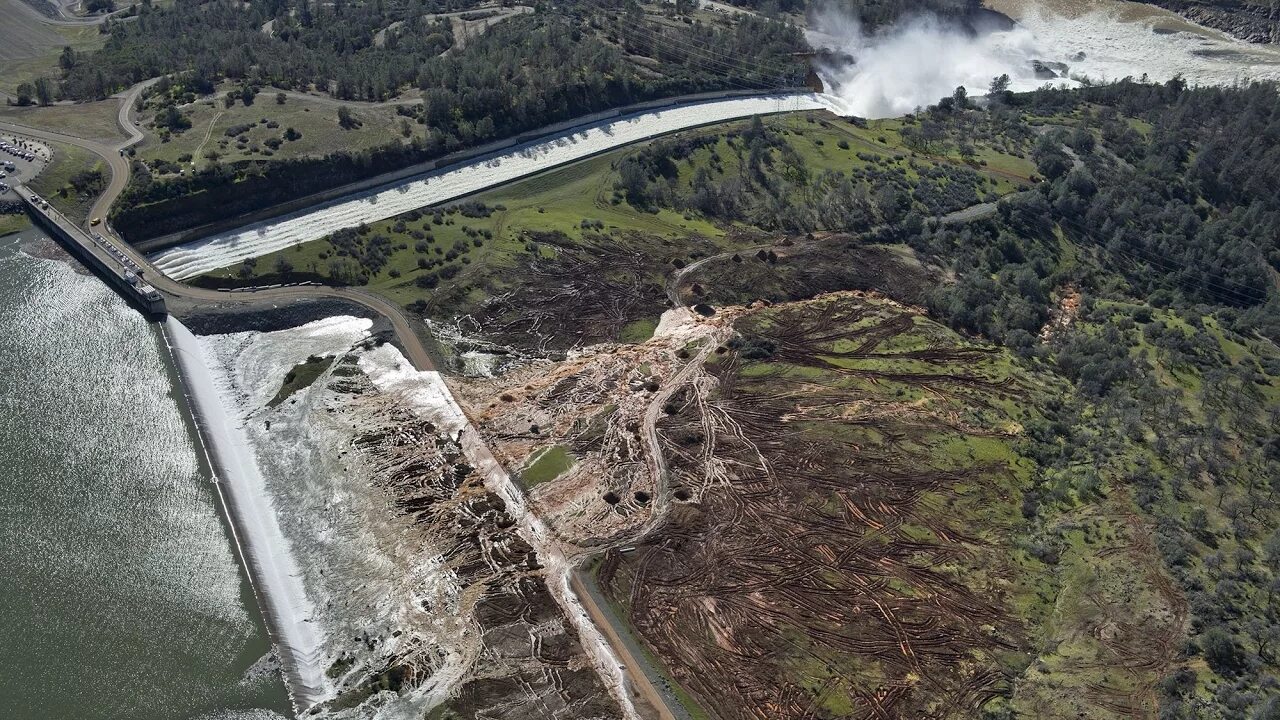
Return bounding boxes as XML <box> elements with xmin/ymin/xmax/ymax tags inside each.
<box><xmin>163</xmin><ymin>317</ymin><xmax>329</xmax><ymax>712</ymax></box>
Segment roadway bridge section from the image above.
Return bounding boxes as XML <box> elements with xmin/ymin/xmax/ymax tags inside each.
<box><xmin>17</xmin><ymin>186</ymin><xmax>167</xmax><ymax>316</ymax></box>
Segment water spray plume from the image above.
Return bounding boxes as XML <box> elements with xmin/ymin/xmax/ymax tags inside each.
<box><xmin>807</xmin><ymin>0</ymin><xmax>1280</xmax><ymax>119</ymax></box>
<box><xmin>807</xmin><ymin>5</ymin><xmax>1050</xmax><ymax>118</ymax></box>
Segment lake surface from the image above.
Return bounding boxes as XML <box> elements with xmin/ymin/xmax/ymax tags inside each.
<box><xmin>0</xmin><ymin>226</ymin><xmax>291</xmax><ymax>720</ymax></box>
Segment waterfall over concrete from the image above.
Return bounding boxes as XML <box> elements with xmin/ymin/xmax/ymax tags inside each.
<box><xmin>163</xmin><ymin>317</ymin><xmax>329</xmax><ymax>712</ymax></box>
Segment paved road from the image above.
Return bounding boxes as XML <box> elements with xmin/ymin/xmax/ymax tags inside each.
<box><xmin>3</xmin><ymin>70</ymin><xmax>1008</xmax><ymax>375</ymax></box>
<box><xmin>0</xmin><ymin>120</ymin><xmax>130</xmax><ymax>218</ymax></box>
<box><xmin>0</xmin><ymin>75</ymin><xmax>156</xmax><ymax>222</ymax></box>
<box><xmin>570</xmin><ymin>572</ymin><xmax>678</xmax><ymax>720</ymax></box>
<box><xmin>0</xmin><ymin>112</ymin><xmax>439</xmax><ymax>371</ymax></box>
<box><xmin>7</xmin><ymin>0</ymin><xmax>129</xmax><ymax>25</ymax></box>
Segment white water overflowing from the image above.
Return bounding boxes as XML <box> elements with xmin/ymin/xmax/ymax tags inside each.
<box><xmin>163</xmin><ymin>317</ymin><xmax>330</xmax><ymax>711</ymax></box>
<box><xmin>149</xmin><ymin>94</ymin><xmax>832</xmax><ymax>280</ymax></box>
<box><xmin>1001</xmin><ymin>0</ymin><xmax>1280</xmax><ymax>85</ymax></box>
<box><xmin>809</xmin><ymin>0</ymin><xmax>1280</xmax><ymax>118</ymax></box>
<box><xmin>180</xmin><ymin>315</ymin><xmax>500</xmax><ymax>719</ymax></box>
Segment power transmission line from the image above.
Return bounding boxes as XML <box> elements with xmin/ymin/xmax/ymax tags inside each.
<box><xmin>1049</xmin><ymin>212</ymin><xmax>1270</xmax><ymax>305</ymax></box>
<box><xmin>623</xmin><ymin>24</ymin><xmax>789</xmax><ymax>88</ymax></box>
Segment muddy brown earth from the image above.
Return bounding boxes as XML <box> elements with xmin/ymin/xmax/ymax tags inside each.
<box><xmin>588</xmin><ymin>295</ymin><xmax>1037</xmax><ymax>719</ymax></box>
<box><xmin>458</xmin><ymin>288</ymin><xmax>1180</xmax><ymax>719</ymax></box>
<box><xmin>453</xmin><ymin>229</ymin><xmax>725</xmax><ymax>357</ymax></box>
<box><xmin>419</xmin><ymin>216</ymin><xmax>1189</xmax><ymax>719</ymax></box>
<box><xmin>312</xmin><ymin>366</ymin><xmax>621</xmax><ymax>719</ymax></box>
<box><xmin>676</xmin><ymin>238</ymin><xmax>938</xmax><ymax>311</ymax></box>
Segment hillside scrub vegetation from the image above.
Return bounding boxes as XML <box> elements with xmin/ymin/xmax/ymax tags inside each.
<box><xmin>195</xmin><ymin>60</ymin><xmax>1280</xmax><ymax>717</ymax></box>
<box><xmin>95</xmin><ymin>0</ymin><xmax>811</xmax><ymax>238</ymax></box>
<box><xmin>580</xmin><ymin>79</ymin><xmax>1280</xmax><ymax>720</ymax></box>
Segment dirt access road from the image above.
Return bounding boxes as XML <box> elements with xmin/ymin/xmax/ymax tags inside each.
<box><xmin>7</xmin><ymin>0</ymin><xmax>131</xmax><ymax>25</ymax></box>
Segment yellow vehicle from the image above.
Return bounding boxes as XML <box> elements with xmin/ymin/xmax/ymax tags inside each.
<box><xmin>90</xmin><ymin>217</ymin><xmax>101</xmax><ymax>226</ymax></box>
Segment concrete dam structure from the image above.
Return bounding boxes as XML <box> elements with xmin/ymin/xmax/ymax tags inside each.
<box><xmin>18</xmin><ymin>187</ymin><xmax>167</xmax><ymax>317</ymax></box>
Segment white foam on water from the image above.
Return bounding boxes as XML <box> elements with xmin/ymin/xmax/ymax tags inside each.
<box><xmin>1009</xmin><ymin>0</ymin><xmax>1280</xmax><ymax>86</ymax></box>
<box><xmin>164</xmin><ymin>317</ymin><xmax>330</xmax><ymax>711</ymax></box>
<box><xmin>149</xmin><ymin>94</ymin><xmax>832</xmax><ymax>280</ymax></box>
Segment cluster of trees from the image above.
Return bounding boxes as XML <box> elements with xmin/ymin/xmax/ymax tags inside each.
<box><xmin>12</xmin><ymin>79</ymin><xmax>55</xmax><ymax>107</ymax></box>
<box><xmin>901</xmin><ymin>79</ymin><xmax>1280</xmax><ymax>719</ymax></box>
<box><xmin>716</xmin><ymin>0</ymin><xmax>983</xmax><ymax>28</ymax></box>
<box><xmin>60</xmin><ymin>0</ymin><xmax>806</xmax><ymax>102</ymax></box>
<box><xmin>113</xmin><ymin>135</ymin><xmax>433</xmax><ymax>237</ymax></box>
<box><xmin>824</xmin><ymin>0</ymin><xmax>981</xmax><ymax>30</ymax></box>
<box><xmin>92</xmin><ymin>0</ymin><xmax>807</xmax><ymax>237</ymax></box>
<box><xmin>611</xmin><ymin>79</ymin><xmax>1278</xmax><ymax>718</ymax></box>
<box><xmin>616</xmin><ymin>115</ymin><xmax>991</xmax><ymax>235</ymax></box>
<box><xmin>920</xmin><ymin>79</ymin><xmax>1278</xmax><ymax>353</ymax></box>
<box><xmin>63</xmin><ymin>0</ymin><xmax>457</xmax><ymax>101</ymax></box>
<box><xmin>1005</xmin><ymin>294</ymin><xmax>1280</xmax><ymax>719</ymax></box>
<box><xmin>920</xmin><ymin>191</ymin><xmax>1056</xmax><ymax>348</ymax></box>
<box><xmin>1026</xmin><ymin>85</ymin><xmax>1276</xmax><ymax>312</ymax></box>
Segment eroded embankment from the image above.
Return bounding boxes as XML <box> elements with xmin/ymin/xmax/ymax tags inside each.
<box><xmin>454</xmin><ymin>287</ymin><xmax>1185</xmax><ymax>720</ymax></box>
<box><xmin>168</xmin><ymin>314</ymin><xmax>636</xmax><ymax>719</ymax></box>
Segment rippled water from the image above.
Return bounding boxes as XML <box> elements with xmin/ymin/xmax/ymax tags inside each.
<box><xmin>0</xmin><ymin>228</ymin><xmax>291</xmax><ymax>719</ymax></box>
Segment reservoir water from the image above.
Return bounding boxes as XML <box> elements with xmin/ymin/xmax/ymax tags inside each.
<box><xmin>0</xmin><ymin>226</ymin><xmax>291</xmax><ymax>719</ymax></box>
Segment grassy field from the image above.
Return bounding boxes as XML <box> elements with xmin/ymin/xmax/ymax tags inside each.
<box><xmin>0</xmin><ymin>213</ymin><xmax>32</xmax><ymax>236</ymax></box>
<box><xmin>28</xmin><ymin>140</ymin><xmax>105</xmax><ymax>223</ymax></box>
<box><xmin>0</xmin><ymin>99</ymin><xmax>125</xmax><ymax>144</ymax></box>
<box><xmin>519</xmin><ymin>445</ymin><xmax>576</xmax><ymax>487</ymax></box>
<box><xmin>0</xmin><ymin>1</ymin><xmax>104</xmax><ymax>95</ymax></box>
<box><xmin>136</xmin><ymin>85</ymin><xmax>422</xmax><ymax>174</ymax></box>
<box><xmin>268</xmin><ymin>355</ymin><xmax>334</xmax><ymax>407</ymax></box>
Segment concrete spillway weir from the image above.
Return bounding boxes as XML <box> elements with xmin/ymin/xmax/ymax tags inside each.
<box><xmin>163</xmin><ymin>318</ymin><xmax>329</xmax><ymax>712</ymax></box>
<box><xmin>17</xmin><ymin>186</ymin><xmax>167</xmax><ymax>316</ymax></box>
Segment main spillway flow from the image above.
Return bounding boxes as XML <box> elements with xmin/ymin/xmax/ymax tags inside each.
<box><xmin>163</xmin><ymin>317</ymin><xmax>330</xmax><ymax>711</ymax></box>
<box><xmin>149</xmin><ymin>94</ymin><xmax>831</xmax><ymax>280</ymax></box>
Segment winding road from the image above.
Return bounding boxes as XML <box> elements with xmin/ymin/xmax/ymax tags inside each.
<box><xmin>9</xmin><ymin>0</ymin><xmax>131</xmax><ymax>25</ymax></box>
<box><xmin>2</xmin><ymin>69</ymin><xmax>1027</xmax><ymax>720</ymax></box>
<box><xmin>0</xmin><ymin>78</ymin><xmax>438</xmax><ymax>370</ymax></box>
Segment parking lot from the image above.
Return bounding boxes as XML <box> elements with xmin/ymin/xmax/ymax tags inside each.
<box><xmin>0</xmin><ymin>135</ymin><xmax>51</xmax><ymax>195</ymax></box>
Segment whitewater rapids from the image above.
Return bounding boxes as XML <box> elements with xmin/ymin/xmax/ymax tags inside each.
<box><xmin>150</xmin><ymin>94</ymin><xmax>831</xmax><ymax>280</ymax></box>
<box><xmin>811</xmin><ymin>0</ymin><xmax>1280</xmax><ymax>118</ymax></box>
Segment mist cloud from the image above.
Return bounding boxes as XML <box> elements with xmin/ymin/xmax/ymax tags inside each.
<box><xmin>807</xmin><ymin>7</ymin><xmax>1049</xmax><ymax>118</ymax></box>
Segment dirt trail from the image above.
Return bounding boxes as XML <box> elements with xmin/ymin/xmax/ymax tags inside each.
<box><xmin>571</xmin><ymin>573</ymin><xmax>675</xmax><ymax>720</ymax></box>
<box><xmin>190</xmin><ymin>110</ymin><xmax>224</xmax><ymax>165</ymax></box>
